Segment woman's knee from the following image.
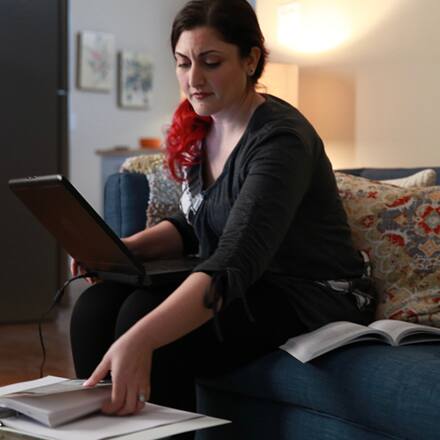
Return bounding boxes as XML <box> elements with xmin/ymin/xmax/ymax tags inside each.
<box><xmin>115</xmin><ymin>288</ymin><xmax>169</xmax><ymax>337</ymax></box>
<box><xmin>71</xmin><ymin>282</ymin><xmax>133</xmax><ymax>328</ymax></box>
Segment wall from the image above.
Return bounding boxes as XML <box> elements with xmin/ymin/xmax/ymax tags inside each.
<box><xmin>355</xmin><ymin>62</ymin><xmax>440</xmax><ymax>168</ymax></box>
<box><xmin>69</xmin><ymin>0</ymin><xmax>186</xmax><ymax>213</ymax></box>
<box><xmin>256</xmin><ymin>0</ymin><xmax>440</xmax><ymax>169</ymax></box>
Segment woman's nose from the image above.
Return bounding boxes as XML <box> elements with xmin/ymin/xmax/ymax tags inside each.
<box><xmin>188</xmin><ymin>64</ymin><xmax>205</xmax><ymax>87</ymax></box>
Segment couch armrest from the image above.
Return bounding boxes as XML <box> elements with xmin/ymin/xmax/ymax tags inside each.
<box><xmin>104</xmin><ymin>172</ymin><xmax>149</xmax><ymax>238</ymax></box>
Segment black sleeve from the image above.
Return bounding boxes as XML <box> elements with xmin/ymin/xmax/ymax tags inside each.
<box><xmin>193</xmin><ymin>131</ymin><xmax>317</xmax><ymax>310</ymax></box>
<box><xmin>162</xmin><ymin>211</ymin><xmax>199</xmax><ymax>255</ymax></box>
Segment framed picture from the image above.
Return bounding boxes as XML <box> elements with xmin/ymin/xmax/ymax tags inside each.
<box><xmin>77</xmin><ymin>31</ymin><xmax>114</xmax><ymax>92</ymax></box>
<box><xmin>118</xmin><ymin>51</ymin><xmax>153</xmax><ymax>109</ymax></box>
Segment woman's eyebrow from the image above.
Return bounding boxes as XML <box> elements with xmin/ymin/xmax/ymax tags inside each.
<box><xmin>198</xmin><ymin>50</ymin><xmax>222</xmax><ymax>56</ymax></box>
<box><xmin>175</xmin><ymin>50</ymin><xmax>222</xmax><ymax>58</ymax></box>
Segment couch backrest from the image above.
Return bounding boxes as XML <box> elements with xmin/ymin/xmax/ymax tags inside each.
<box><xmin>104</xmin><ymin>172</ymin><xmax>149</xmax><ymax>237</ymax></box>
<box><xmin>338</xmin><ymin>167</ymin><xmax>440</xmax><ymax>185</ymax></box>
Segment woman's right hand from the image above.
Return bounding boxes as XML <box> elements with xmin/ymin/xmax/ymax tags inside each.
<box><xmin>70</xmin><ymin>258</ymin><xmax>96</xmax><ymax>284</ymax></box>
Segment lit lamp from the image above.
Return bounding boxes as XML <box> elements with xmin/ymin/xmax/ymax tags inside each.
<box><xmin>276</xmin><ymin>1</ymin><xmax>350</xmax><ymax>53</ymax></box>
<box><xmin>298</xmin><ymin>69</ymin><xmax>355</xmax><ymax>169</ymax></box>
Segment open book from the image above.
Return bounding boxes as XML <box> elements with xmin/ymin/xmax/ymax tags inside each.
<box><xmin>0</xmin><ymin>377</ymin><xmax>111</xmax><ymax>427</ymax></box>
<box><xmin>280</xmin><ymin>319</ymin><xmax>440</xmax><ymax>363</ymax></box>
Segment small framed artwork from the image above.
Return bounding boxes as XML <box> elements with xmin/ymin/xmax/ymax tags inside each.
<box><xmin>77</xmin><ymin>31</ymin><xmax>114</xmax><ymax>92</ymax></box>
<box><xmin>118</xmin><ymin>51</ymin><xmax>153</xmax><ymax>109</ymax></box>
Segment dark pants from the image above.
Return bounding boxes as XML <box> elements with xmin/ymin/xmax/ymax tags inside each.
<box><xmin>70</xmin><ymin>278</ymin><xmax>372</xmax><ymax>439</ymax></box>
<box><xmin>70</xmin><ymin>278</ymin><xmax>307</xmax><ymax>438</ymax></box>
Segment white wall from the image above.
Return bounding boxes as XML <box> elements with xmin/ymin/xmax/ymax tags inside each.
<box><xmin>69</xmin><ymin>0</ymin><xmax>186</xmax><ymax>213</ymax></box>
<box><xmin>355</xmin><ymin>62</ymin><xmax>440</xmax><ymax>168</ymax></box>
<box><xmin>257</xmin><ymin>0</ymin><xmax>440</xmax><ymax>169</ymax></box>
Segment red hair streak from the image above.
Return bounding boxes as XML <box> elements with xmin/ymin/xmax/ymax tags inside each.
<box><xmin>166</xmin><ymin>99</ymin><xmax>212</xmax><ymax>181</ymax></box>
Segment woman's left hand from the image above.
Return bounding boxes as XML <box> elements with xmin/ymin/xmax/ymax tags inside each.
<box><xmin>83</xmin><ymin>331</ymin><xmax>153</xmax><ymax>416</ymax></box>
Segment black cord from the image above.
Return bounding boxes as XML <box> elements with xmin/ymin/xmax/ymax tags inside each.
<box><xmin>38</xmin><ymin>272</ymin><xmax>96</xmax><ymax>378</ymax></box>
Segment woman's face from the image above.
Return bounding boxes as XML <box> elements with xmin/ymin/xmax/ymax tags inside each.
<box><xmin>174</xmin><ymin>26</ymin><xmax>255</xmax><ymax>117</ymax></box>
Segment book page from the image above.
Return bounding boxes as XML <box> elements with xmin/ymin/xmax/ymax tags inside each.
<box><xmin>1</xmin><ymin>402</ymin><xmax>229</xmax><ymax>440</ymax></box>
<box><xmin>4</xmin><ymin>379</ymin><xmax>111</xmax><ymax>398</ymax></box>
<box><xmin>279</xmin><ymin>321</ymin><xmax>391</xmax><ymax>363</ymax></box>
<box><xmin>0</xmin><ymin>376</ymin><xmax>64</xmax><ymax>397</ymax></box>
<box><xmin>369</xmin><ymin>319</ymin><xmax>440</xmax><ymax>345</ymax></box>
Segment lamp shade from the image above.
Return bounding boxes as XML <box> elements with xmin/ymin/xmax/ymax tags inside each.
<box><xmin>258</xmin><ymin>62</ymin><xmax>299</xmax><ymax>107</ymax></box>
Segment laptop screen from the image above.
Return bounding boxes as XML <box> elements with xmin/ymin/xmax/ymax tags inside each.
<box><xmin>9</xmin><ymin>175</ymin><xmax>145</xmax><ymax>277</ymax></box>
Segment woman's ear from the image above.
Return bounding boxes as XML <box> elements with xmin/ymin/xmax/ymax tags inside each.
<box><xmin>246</xmin><ymin>47</ymin><xmax>261</xmax><ymax>76</ymax></box>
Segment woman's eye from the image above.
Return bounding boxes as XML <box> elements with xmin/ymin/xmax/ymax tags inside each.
<box><xmin>177</xmin><ymin>63</ymin><xmax>190</xmax><ymax>68</ymax></box>
<box><xmin>205</xmin><ymin>61</ymin><xmax>221</xmax><ymax>68</ymax></box>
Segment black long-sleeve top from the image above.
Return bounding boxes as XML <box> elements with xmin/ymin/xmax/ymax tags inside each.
<box><xmin>166</xmin><ymin>95</ymin><xmax>364</xmax><ymax>312</ymax></box>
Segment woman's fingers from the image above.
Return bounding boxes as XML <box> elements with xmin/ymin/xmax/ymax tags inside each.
<box><xmin>135</xmin><ymin>398</ymin><xmax>146</xmax><ymax>414</ymax></box>
<box><xmin>102</xmin><ymin>378</ymin><xmax>127</xmax><ymax>414</ymax></box>
<box><xmin>83</xmin><ymin>359</ymin><xmax>110</xmax><ymax>388</ymax></box>
<box><xmin>139</xmin><ymin>383</ymin><xmax>151</xmax><ymax>404</ymax></box>
<box><xmin>133</xmin><ymin>376</ymin><xmax>150</xmax><ymax>414</ymax></box>
<box><xmin>115</xmin><ymin>384</ymin><xmax>139</xmax><ymax>416</ymax></box>
<box><xmin>70</xmin><ymin>258</ymin><xmax>78</xmax><ymax>277</ymax></box>
<box><xmin>86</xmin><ymin>335</ymin><xmax>153</xmax><ymax>416</ymax></box>
<box><xmin>102</xmin><ymin>373</ymin><xmax>150</xmax><ymax>415</ymax></box>
<box><xmin>85</xmin><ymin>275</ymin><xmax>97</xmax><ymax>285</ymax></box>
<box><xmin>113</xmin><ymin>371</ymin><xmax>150</xmax><ymax>415</ymax></box>
<box><xmin>70</xmin><ymin>257</ymin><xmax>96</xmax><ymax>284</ymax></box>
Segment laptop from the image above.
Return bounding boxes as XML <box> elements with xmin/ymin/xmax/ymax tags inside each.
<box><xmin>8</xmin><ymin>175</ymin><xmax>201</xmax><ymax>287</ymax></box>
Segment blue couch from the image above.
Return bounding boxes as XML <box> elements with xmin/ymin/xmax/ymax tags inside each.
<box><xmin>104</xmin><ymin>167</ymin><xmax>440</xmax><ymax>440</ymax></box>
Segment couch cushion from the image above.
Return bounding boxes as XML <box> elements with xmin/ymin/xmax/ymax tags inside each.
<box><xmin>339</xmin><ymin>167</ymin><xmax>440</xmax><ymax>186</ymax></box>
<box><xmin>197</xmin><ymin>344</ymin><xmax>440</xmax><ymax>440</ymax></box>
<box><xmin>104</xmin><ymin>172</ymin><xmax>149</xmax><ymax>237</ymax></box>
<box><xmin>381</xmin><ymin>168</ymin><xmax>437</xmax><ymax>187</ymax></box>
<box><xmin>335</xmin><ymin>172</ymin><xmax>440</xmax><ymax>326</ymax></box>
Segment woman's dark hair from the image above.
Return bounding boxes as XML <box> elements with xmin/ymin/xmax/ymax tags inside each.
<box><xmin>166</xmin><ymin>0</ymin><xmax>269</xmax><ymax>181</ymax></box>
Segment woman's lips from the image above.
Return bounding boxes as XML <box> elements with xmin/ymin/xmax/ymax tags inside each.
<box><xmin>191</xmin><ymin>92</ymin><xmax>213</xmax><ymax>100</ymax></box>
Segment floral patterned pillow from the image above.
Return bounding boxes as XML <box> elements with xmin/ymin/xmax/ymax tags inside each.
<box><xmin>335</xmin><ymin>172</ymin><xmax>440</xmax><ymax>326</ymax></box>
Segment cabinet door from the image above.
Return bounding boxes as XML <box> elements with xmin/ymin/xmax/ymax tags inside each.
<box><xmin>0</xmin><ymin>0</ymin><xmax>67</xmax><ymax>322</ymax></box>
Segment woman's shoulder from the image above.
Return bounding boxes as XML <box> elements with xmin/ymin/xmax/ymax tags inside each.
<box><xmin>244</xmin><ymin>94</ymin><xmax>322</xmax><ymax>154</ymax></box>
<box><xmin>249</xmin><ymin>94</ymin><xmax>319</xmax><ymax>140</ymax></box>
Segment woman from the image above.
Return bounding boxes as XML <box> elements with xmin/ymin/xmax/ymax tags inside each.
<box><xmin>71</xmin><ymin>0</ymin><xmax>375</xmax><ymax>423</ymax></box>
